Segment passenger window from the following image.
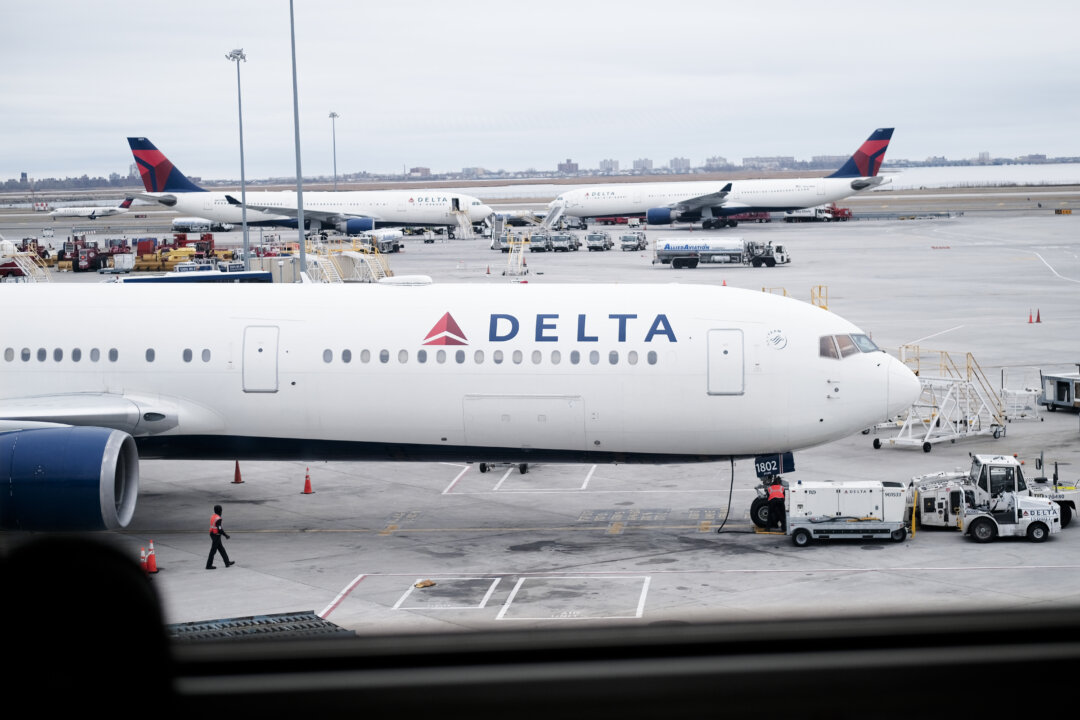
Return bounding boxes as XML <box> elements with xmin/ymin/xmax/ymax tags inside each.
<box><xmin>183</xmin><ymin>349</ymin><xmax>193</xmax><ymax>363</ymax></box>
<box><xmin>361</xmin><ymin>349</ymin><xmax>371</xmax><ymax>363</ymax></box>
<box><xmin>436</xmin><ymin>350</ymin><xmax>446</xmax><ymax>364</ymax></box>
<box><xmin>532</xmin><ymin>350</ymin><xmax>542</xmax><ymax>364</ymax></box>
<box><xmin>608</xmin><ymin>351</ymin><xmax>618</xmax><ymax>365</ymax></box>
<box><xmin>474</xmin><ymin>350</ymin><xmax>484</xmax><ymax>364</ymax></box>
<box><xmin>342</xmin><ymin>349</ymin><xmax>352</xmax><ymax>364</ymax></box>
<box><xmin>108</xmin><ymin>349</ymin><xmax>118</xmax><ymax>362</ymax></box>
<box><xmin>836</xmin><ymin>335</ymin><xmax>859</xmax><ymax>358</ymax></box>
<box><xmin>72</xmin><ymin>348</ymin><xmax>81</xmax><ymax>363</ymax></box>
<box><xmin>628</xmin><ymin>351</ymin><xmax>638</xmax><ymax>365</ymax></box>
<box><xmin>589</xmin><ymin>351</ymin><xmax>599</xmax><ymax>365</ymax></box>
<box><xmin>570</xmin><ymin>351</ymin><xmax>580</xmax><ymax>365</ymax></box>
<box><xmin>202</xmin><ymin>349</ymin><xmax>211</xmax><ymax>362</ymax></box>
<box><xmin>323</xmin><ymin>349</ymin><xmax>333</xmax><ymax>363</ymax></box>
<box><xmin>647</xmin><ymin>351</ymin><xmax>657</xmax><ymax>365</ymax></box>
<box><xmin>551</xmin><ymin>350</ymin><xmax>561</xmax><ymax>365</ymax></box>
<box><xmin>455</xmin><ymin>350</ymin><xmax>464</xmax><ymax>364</ymax></box>
<box><xmin>512</xmin><ymin>350</ymin><xmax>523</xmax><ymax>365</ymax></box>
<box><xmin>53</xmin><ymin>348</ymin><xmax>63</xmax><ymax>362</ymax></box>
<box><xmin>399</xmin><ymin>350</ymin><xmax>409</xmax><ymax>363</ymax></box>
<box><xmin>37</xmin><ymin>348</ymin><xmax>46</xmax><ymax>362</ymax></box>
<box><xmin>90</xmin><ymin>348</ymin><xmax>100</xmax><ymax>362</ymax></box>
<box><xmin>493</xmin><ymin>350</ymin><xmax>503</xmax><ymax>365</ymax></box>
<box><xmin>2</xmin><ymin>348</ymin><xmax>11</xmax><ymax>362</ymax></box>
<box><xmin>820</xmin><ymin>336</ymin><xmax>840</xmax><ymax>359</ymax></box>
<box><xmin>20</xmin><ymin>348</ymin><xmax>30</xmax><ymax>362</ymax></box>
<box><xmin>145</xmin><ymin>349</ymin><xmax>155</xmax><ymax>362</ymax></box>
<box><xmin>418</xmin><ymin>349</ymin><xmax>428</xmax><ymax>364</ymax></box>
<box><xmin>379</xmin><ymin>350</ymin><xmax>390</xmax><ymax>364</ymax></box>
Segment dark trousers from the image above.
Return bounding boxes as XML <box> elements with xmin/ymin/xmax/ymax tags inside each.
<box><xmin>768</xmin><ymin>498</ymin><xmax>786</xmax><ymax>532</ymax></box>
<box><xmin>207</xmin><ymin>533</ymin><xmax>230</xmax><ymax>568</ymax></box>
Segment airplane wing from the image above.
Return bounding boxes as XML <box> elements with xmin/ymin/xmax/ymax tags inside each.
<box><xmin>225</xmin><ymin>195</ymin><xmax>380</xmax><ymax>225</ymax></box>
<box><xmin>134</xmin><ymin>192</ymin><xmax>178</xmax><ymax>207</ymax></box>
<box><xmin>0</xmin><ymin>394</ymin><xmax>145</xmax><ymax>434</ymax></box>
<box><xmin>663</xmin><ymin>183</ymin><xmax>733</xmax><ymax>213</ymax></box>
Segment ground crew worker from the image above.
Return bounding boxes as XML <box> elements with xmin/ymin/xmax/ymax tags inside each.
<box><xmin>767</xmin><ymin>478</ymin><xmax>786</xmax><ymax>533</ymax></box>
<box><xmin>206</xmin><ymin>504</ymin><xmax>235</xmax><ymax>570</ymax></box>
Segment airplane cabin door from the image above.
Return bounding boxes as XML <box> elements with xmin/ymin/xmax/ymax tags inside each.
<box><xmin>243</xmin><ymin>326</ymin><xmax>279</xmax><ymax>393</ymax></box>
<box><xmin>707</xmin><ymin>329</ymin><xmax>744</xmax><ymax>395</ymax></box>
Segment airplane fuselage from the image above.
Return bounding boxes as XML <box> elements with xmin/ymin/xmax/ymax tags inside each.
<box><xmin>557</xmin><ymin>177</ymin><xmax>875</xmax><ymax>219</ymax></box>
<box><xmin>148</xmin><ymin>190</ymin><xmax>490</xmax><ymax>228</ymax></box>
<box><xmin>0</xmin><ymin>283</ymin><xmax>918</xmax><ymax>463</ymax></box>
<box><xmin>49</xmin><ymin>207</ymin><xmax>126</xmax><ymax>220</ymax></box>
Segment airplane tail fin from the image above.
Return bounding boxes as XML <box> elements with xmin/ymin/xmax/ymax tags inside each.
<box><xmin>127</xmin><ymin>137</ymin><xmax>205</xmax><ymax>193</ymax></box>
<box><xmin>119</xmin><ymin>197</ymin><xmax>134</xmax><ymax>209</ymax></box>
<box><xmin>827</xmin><ymin>128</ymin><xmax>894</xmax><ymax>178</ymax></box>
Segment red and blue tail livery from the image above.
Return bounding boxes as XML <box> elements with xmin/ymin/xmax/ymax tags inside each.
<box><xmin>127</xmin><ymin>137</ymin><xmax>205</xmax><ymax>193</ymax></box>
<box><xmin>827</xmin><ymin>128</ymin><xmax>894</xmax><ymax>179</ymax></box>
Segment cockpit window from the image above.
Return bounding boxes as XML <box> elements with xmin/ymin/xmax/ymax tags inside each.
<box><xmin>820</xmin><ymin>334</ymin><xmax>878</xmax><ymax>359</ymax></box>
<box><xmin>851</xmin><ymin>334</ymin><xmax>879</xmax><ymax>352</ymax></box>
<box><xmin>835</xmin><ymin>335</ymin><xmax>859</xmax><ymax>358</ymax></box>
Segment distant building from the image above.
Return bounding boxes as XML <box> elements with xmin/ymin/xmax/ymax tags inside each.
<box><xmin>409</xmin><ymin>167</ymin><xmax>431</xmax><ymax>178</ymax></box>
<box><xmin>977</xmin><ymin>152</ymin><xmax>991</xmax><ymax>164</ymax></box>
<box><xmin>557</xmin><ymin>158</ymin><xmax>579</xmax><ymax>173</ymax></box>
<box><xmin>669</xmin><ymin>157</ymin><xmax>691</xmax><ymax>173</ymax></box>
<box><xmin>743</xmin><ymin>156</ymin><xmax>795</xmax><ymax>170</ymax></box>
<box><xmin>811</xmin><ymin>155</ymin><xmax>846</xmax><ymax>167</ymax></box>
<box><xmin>20</xmin><ymin>172</ymin><xmax>28</xmax><ymax>185</ymax></box>
<box><xmin>1017</xmin><ymin>154</ymin><xmax>1048</xmax><ymax>163</ymax></box>
<box><xmin>703</xmin><ymin>156</ymin><xmax>729</xmax><ymax>171</ymax></box>
<box><xmin>599</xmin><ymin>159</ymin><xmax>619</xmax><ymax>173</ymax></box>
<box><xmin>633</xmin><ymin>158</ymin><xmax>653</xmax><ymax>171</ymax></box>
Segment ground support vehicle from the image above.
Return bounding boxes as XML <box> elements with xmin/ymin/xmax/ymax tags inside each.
<box><xmin>786</xmin><ymin>480</ymin><xmax>909</xmax><ymax>547</ymax></box>
<box><xmin>620</xmin><ymin>232</ymin><xmax>647</xmax><ymax>251</ymax></box>
<box><xmin>491</xmin><ymin>233</ymin><xmax>512</xmax><ymax>252</ymax></box>
<box><xmin>1040</xmin><ymin>367</ymin><xmax>1080</xmax><ymax>412</ymax></box>
<box><xmin>549</xmin><ymin>233</ymin><xmax>578</xmax><ymax>252</ymax></box>
<box><xmin>585</xmin><ymin>232</ymin><xmax>612</xmax><ymax>251</ymax></box>
<box><xmin>913</xmin><ymin>454</ymin><xmax>1074</xmax><ymax>532</ymax></box>
<box><xmin>783</xmin><ymin>203</ymin><xmax>851</xmax><ymax>222</ymax></box>
<box><xmin>528</xmin><ymin>233</ymin><xmax>552</xmax><ymax>252</ymax></box>
<box><xmin>652</xmin><ymin>238</ymin><xmax>790</xmax><ymax>269</ymax></box>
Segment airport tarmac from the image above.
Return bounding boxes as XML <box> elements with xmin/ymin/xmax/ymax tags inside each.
<box><xmin>3</xmin><ymin>207</ymin><xmax>1080</xmax><ymax>636</ymax></box>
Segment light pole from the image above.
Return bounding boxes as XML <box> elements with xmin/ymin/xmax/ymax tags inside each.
<box><xmin>329</xmin><ymin>111</ymin><xmax>339</xmax><ymax>191</ymax></box>
<box><xmin>225</xmin><ymin>48</ymin><xmax>250</xmax><ymax>270</ymax></box>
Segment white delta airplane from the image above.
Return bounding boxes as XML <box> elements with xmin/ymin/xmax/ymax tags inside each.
<box><xmin>0</xmin><ymin>281</ymin><xmax>919</xmax><ymax>531</ymax></box>
<box><xmin>547</xmin><ymin>128</ymin><xmax>894</xmax><ymax>229</ymax></box>
<box><xmin>127</xmin><ymin>137</ymin><xmax>495</xmax><ymax>236</ymax></box>
<box><xmin>48</xmin><ymin>198</ymin><xmax>133</xmax><ymax>220</ymax></box>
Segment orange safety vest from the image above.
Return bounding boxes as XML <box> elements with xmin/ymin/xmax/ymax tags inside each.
<box><xmin>767</xmin><ymin>484</ymin><xmax>785</xmax><ymax>501</ymax></box>
<box><xmin>209</xmin><ymin>513</ymin><xmax>222</xmax><ymax>534</ymax></box>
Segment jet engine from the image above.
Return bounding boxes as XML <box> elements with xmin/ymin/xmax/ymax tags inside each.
<box><xmin>336</xmin><ymin>218</ymin><xmax>376</xmax><ymax>234</ymax></box>
<box><xmin>645</xmin><ymin>208</ymin><xmax>675</xmax><ymax>225</ymax></box>
<box><xmin>0</xmin><ymin>427</ymin><xmax>139</xmax><ymax>531</ymax></box>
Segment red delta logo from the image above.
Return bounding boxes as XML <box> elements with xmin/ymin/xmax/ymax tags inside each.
<box><xmin>408</xmin><ymin>197</ymin><xmax>415</xmax><ymax>203</ymax></box>
<box><xmin>423</xmin><ymin>312</ymin><xmax>468</xmax><ymax>345</ymax></box>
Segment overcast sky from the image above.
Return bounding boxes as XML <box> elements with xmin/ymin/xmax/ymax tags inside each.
<box><xmin>2</xmin><ymin>0</ymin><xmax>1078</xmax><ymax>182</ymax></box>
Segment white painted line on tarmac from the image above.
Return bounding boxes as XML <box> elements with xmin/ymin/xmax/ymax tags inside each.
<box><xmin>319</xmin><ymin>573</ymin><xmax>367</xmax><ymax>619</ymax></box>
<box><xmin>908</xmin><ymin>325</ymin><xmax>965</xmax><ymax>345</ymax></box>
<box><xmin>491</xmin><ymin>467</ymin><xmax>515</xmax><ymax>491</ymax></box>
<box><xmin>581</xmin><ymin>464</ymin><xmax>597</xmax><ymax>490</ymax></box>
<box><xmin>441</xmin><ymin>464</ymin><xmax>471</xmax><ymax>494</ymax></box>
<box><xmin>1034</xmin><ymin>252</ymin><xmax>1080</xmax><ymax>283</ymax></box>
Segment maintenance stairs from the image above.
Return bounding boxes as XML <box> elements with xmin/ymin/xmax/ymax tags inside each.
<box><xmin>9</xmin><ymin>252</ymin><xmax>52</xmax><ymax>282</ymax></box>
<box><xmin>876</xmin><ymin>346</ymin><xmax>1007</xmax><ymax>452</ymax></box>
<box><xmin>304</xmin><ymin>238</ymin><xmax>394</xmax><ymax>283</ymax></box>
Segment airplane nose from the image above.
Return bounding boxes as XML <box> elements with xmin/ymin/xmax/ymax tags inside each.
<box><xmin>476</xmin><ymin>204</ymin><xmax>495</xmax><ymax>221</ymax></box>
<box><xmin>885</xmin><ymin>356</ymin><xmax>921</xmax><ymax>418</ymax></box>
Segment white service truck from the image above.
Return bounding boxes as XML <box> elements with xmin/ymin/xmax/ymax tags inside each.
<box><xmin>786</xmin><ymin>480</ymin><xmax>910</xmax><ymax>547</ymax></box>
<box><xmin>652</xmin><ymin>238</ymin><xmax>790</xmax><ymax>269</ymax></box>
<box><xmin>912</xmin><ymin>454</ymin><xmax>1063</xmax><ymax>542</ymax></box>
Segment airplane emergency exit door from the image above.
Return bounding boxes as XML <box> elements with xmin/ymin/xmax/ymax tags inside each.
<box><xmin>707</xmin><ymin>329</ymin><xmax>744</xmax><ymax>395</ymax></box>
<box><xmin>243</xmin><ymin>326</ymin><xmax>279</xmax><ymax>393</ymax></box>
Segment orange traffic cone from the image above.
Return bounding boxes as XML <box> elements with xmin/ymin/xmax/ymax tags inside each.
<box><xmin>302</xmin><ymin>467</ymin><xmax>314</xmax><ymax>494</ymax></box>
<box><xmin>1028</xmin><ymin>310</ymin><xmax>1033</xmax><ymax>324</ymax></box>
<box><xmin>1036</xmin><ymin>309</ymin><xmax>1042</xmax><ymax>323</ymax></box>
<box><xmin>146</xmin><ymin>540</ymin><xmax>159</xmax><ymax>574</ymax></box>
<box><xmin>486</xmin><ymin>265</ymin><xmax>490</xmax><ymax>275</ymax></box>
<box><xmin>722</xmin><ymin>279</ymin><xmax>727</xmax><ymax>286</ymax></box>
<box><xmin>139</xmin><ymin>547</ymin><xmax>148</xmax><ymax>574</ymax></box>
<box><xmin>233</xmin><ymin>460</ymin><xmax>244</xmax><ymax>484</ymax></box>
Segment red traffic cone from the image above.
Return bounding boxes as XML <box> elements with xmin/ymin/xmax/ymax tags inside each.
<box><xmin>146</xmin><ymin>540</ymin><xmax>159</xmax><ymax>574</ymax></box>
<box><xmin>722</xmin><ymin>279</ymin><xmax>727</xmax><ymax>286</ymax></box>
<box><xmin>139</xmin><ymin>547</ymin><xmax>148</xmax><ymax>574</ymax></box>
<box><xmin>1036</xmin><ymin>309</ymin><xmax>1042</xmax><ymax>323</ymax></box>
<box><xmin>486</xmin><ymin>265</ymin><xmax>490</xmax><ymax>274</ymax></box>
<box><xmin>302</xmin><ymin>467</ymin><xmax>314</xmax><ymax>495</ymax></box>
<box><xmin>233</xmin><ymin>460</ymin><xmax>244</xmax><ymax>484</ymax></box>
<box><xmin>1028</xmin><ymin>310</ymin><xmax>1033</xmax><ymax>324</ymax></box>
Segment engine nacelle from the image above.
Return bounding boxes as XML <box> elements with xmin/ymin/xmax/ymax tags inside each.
<box><xmin>336</xmin><ymin>218</ymin><xmax>376</xmax><ymax>234</ymax></box>
<box><xmin>0</xmin><ymin>427</ymin><xmax>139</xmax><ymax>531</ymax></box>
<box><xmin>646</xmin><ymin>208</ymin><xmax>674</xmax><ymax>225</ymax></box>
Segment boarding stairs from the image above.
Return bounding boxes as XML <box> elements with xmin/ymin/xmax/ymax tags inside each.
<box><xmin>877</xmin><ymin>346</ymin><xmax>1006</xmax><ymax>451</ymax></box>
<box><xmin>543</xmin><ymin>201</ymin><xmax>565</xmax><ymax>230</ymax></box>
<box><xmin>10</xmin><ymin>252</ymin><xmax>52</xmax><ymax>282</ymax></box>
<box><xmin>340</xmin><ymin>250</ymin><xmax>393</xmax><ymax>282</ymax></box>
<box><xmin>503</xmin><ymin>236</ymin><xmax>528</xmax><ymax>277</ymax></box>
<box><xmin>304</xmin><ymin>253</ymin><xmax>344</xmax><ymax>284</ymax></box>
<box><xmin>452</xmin><ymin>212</ymin><xmax>474</xmax><ymax>239</ymax></box>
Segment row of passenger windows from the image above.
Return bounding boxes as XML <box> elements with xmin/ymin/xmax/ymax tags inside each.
<box><xmin>3</xmin><ymin>347</ymin><xmax>212</xmax><ymax>363</ymax></box>
<box><xmin>322</xmin><ymin>348</ymin><xmax>660</xmax><ymax>367</ymax></box>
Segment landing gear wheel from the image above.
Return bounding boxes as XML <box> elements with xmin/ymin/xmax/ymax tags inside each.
<box><xmin>478</xmin><ymin>463</ymin><xmax>488</xmax><ymax>473</ymax></box>
<box><xmin>873</xmin><ymin>438</ymin><xmax>882</xmax><ymax>449</ymax></box>
<box><xmin>970</xmin><ymin>518</ymin><xmax>996</xmax><ymax>544</ymax></box>
<box><xmin>518</xmin><ymin>463</ymin><xmax>529</xmax><ymax>474</ymax></box>
<box><xmin>890</xmin><ymin>527</ymin><xmax>907</xmax><ymax>542</ymax></box>
<box><xmin>922</xmin><ymin>442</ymin><xmax>932</xmax><ymax>453</ymax></box>
<box><xmin>750</xmin><ymin>497</ymin><xmax>770</xmax><ymax>529</ymax></box>
<box><xmin>792</xmin><ymin>528</ymin><xmax>811</xmax><ymax>547</ymax></box>
<box><xmin>1027</xmin><ymin>522</ymin><xmax>1049</xmax><ymax>543</ymax></box>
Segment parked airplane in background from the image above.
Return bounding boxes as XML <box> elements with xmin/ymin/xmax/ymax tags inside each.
<box><xmin>48</xmin><ymin>197</ymin><xmax>133</xmax><ymax>220</ymax></box>
<box><xmin>128</xmin><ymin>137</ymin><xmax>495</xmax><ymax>236</ymax></box>
<box><xmin>546</xmin><ymin>128</ymin><xmax>894</xmax><ymax>229</ymax></box>
<box><xmin>0</xmin><ymin>281</ymin><xmax>919</xmax><ymax>531</ymax></box>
